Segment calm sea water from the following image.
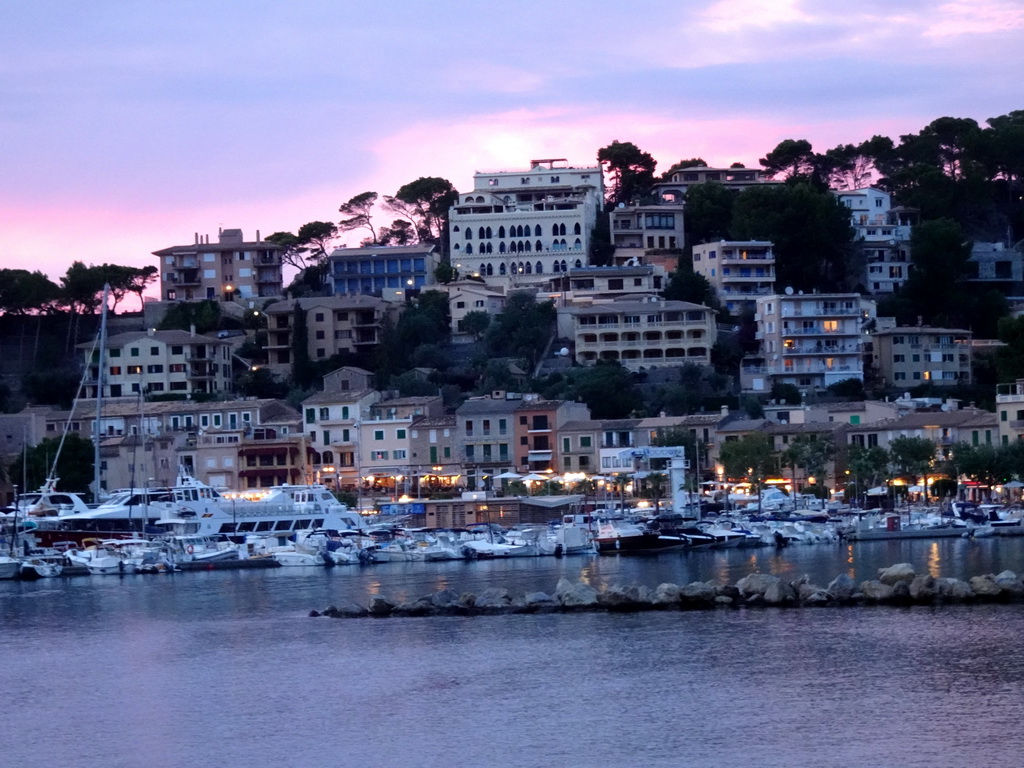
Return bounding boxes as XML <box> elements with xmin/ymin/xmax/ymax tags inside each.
<box><xmin>4</xmin><ymin>538</ymin><xmax>1024</xmax><ymax>768</ymax></box>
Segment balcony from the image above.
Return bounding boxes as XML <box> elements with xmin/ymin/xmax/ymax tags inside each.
<box><xmin>781</xmin><ymin>306</ymin><xmax>861</xmax><ymax>318</ymax></box>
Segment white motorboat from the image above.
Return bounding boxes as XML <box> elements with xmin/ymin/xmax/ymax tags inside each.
<box><xmin>272</xmin><ymin>550</ymin><xmax>325</xmax><ymax>567</ymax></box>
<box><xmin>19</xmin><ymin>557</ymin><xmax>63</xmax><ymax>579</ymax></box>
<box><xmin>0</xmin><ymin>556</ymin><xmax>21</xmax><ymax>580</ymax></box>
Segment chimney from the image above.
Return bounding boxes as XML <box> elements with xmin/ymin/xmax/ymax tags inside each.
<box><xmin>194</xmin><ymin>232</ymin><xmax>199</xmax><ymax>245</ymax></box>
<box><xmin>256</xmin><ymin>229</ymin><xmax>260</xmax><ymax>242</ymax></box>
<box><xmin>189</xmin><ymin>324</ymin><xmax>196</xmax><ymax>337</ymax></box>
<box><xmin>720</xmin><ymin>405</ymin><xmax>729</xmax><ymax>417</ymax></box>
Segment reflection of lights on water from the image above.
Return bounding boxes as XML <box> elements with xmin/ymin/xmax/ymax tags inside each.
<box><xmin>928</xmin><ymin>541</ymin><xmax>941</xmax><ymax>578</ymax></box>
<box><xmin>847</xmin><ymin>544</ymin><xmax>856</xmax><ymax>580</ymax></box>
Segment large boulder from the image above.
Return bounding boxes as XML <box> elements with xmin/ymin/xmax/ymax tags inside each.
<box><xmin>393</xmin><ymin>597</ymin><xmax>439</xmax><ymax>617</ymax></box>
<box><xmin>860</xmin><ymin>581</ymin><xmax>895</xmax><ymax>602</ymax></box>
<box><xmin>680</xmin><ymin>581</ymin><xmax>717</xmax><ymax>606</ymax></box>
<box><xmin>878</xmin><ymin>563</ymin><xmax>917</xmax><ymax>585</ymax></box>
<box><xmin>935</xmin><ymin>578</ymin><xmax>975</xmax><ymax>601</ymax></box>
<box><xmin>736</xmin><ymin>572</ymin><xmax>781</xmax><ymax>598</ymax></box>
<box><xmin>764</xmin><ymin>579</ymin><xmax>798</xmax><ymax>605</ymax></box>
<box><xmin>323</xmin><ymin>602</ymin><xmax>368</xmax><ymax>618</ymax></box>
<box><xmin>908</xmin><ymin>575</ymin><xmax>936</xmax><ymax>602</ymax></box>
<box><xmin>524</xmin><ymin>591</ymin><xmax>557</xmax><ymax>607</ymax></box>
<box><xmin>475</xmin><ymin>587</ymin><xmax>513</xmax><ymax>612</ymax></box>
<box><xmin>969</xmin><ymin>575</ymin><xmax>1004</xmax><ymax>599</ymax></box>
<box><xmin>994</xmin><ymin>570</ymin><xmax>1024</xmax><ymax>598</ymax></box>
<box><xmin>430</xmin><ymin>589</ymin><xmax>461</xmax><ymax>608</ymax></box>
<box><xmin>796</xmin><ymin>582</ymin><xmax>827</xmax><ymax>601</ymax></box>
<box><xmin>600</xmin><ymin>584</ymin><xmax>647</xmax><ymax>611</ymax></box>
<box><xmin>368</xmin><ymin>596</ymin><xmax>396</xmax><ymax>616</ymax></box>
<box><xmin>555</xmin><ymin>578</ymin><xmax>599</xmax><ymax>608</ymax></box>
<box><xmin>652</xmin><ymin>583</ymin><xmax>681</xmax><ymax>605</ymax></box>
<box><xmin>802</xmin><ymin>590</ymin><xmax>832</xmax><ymax>606</ymax></box>
<box><xmin>827</xmin><ymin>573</ymin><xmax>857</xmax><ymax>601</ymax></box>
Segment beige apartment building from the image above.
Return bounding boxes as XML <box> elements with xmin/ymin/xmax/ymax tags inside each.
<box><xmin>81</xmin><ymin>329</ymin><xmax>232</xmax><ymax>399</ymax></box>
<box><xmin>871</xmin><ymin>327</ymin><xmax>973</xmax><ymax>387</ymax></box>
<box><xmin>563</xmin><ymin>299</ymin><xmax>717</xmax><ymax>371</ymax></box>
<box><xmin>262</xmin><ymin>295</ymin><xmax>396</xmax><ymax>371</ymax></box>
<box><xmin>153</xmin><ymin>228</ymin><xmax>285</xmax><ymax>302</ymax></box>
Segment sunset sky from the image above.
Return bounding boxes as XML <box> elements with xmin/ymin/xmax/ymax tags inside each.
<box><xmin>3</xmin><ymin>1</ymin><xmax>1023</xmax><ymax>289</ymax></box>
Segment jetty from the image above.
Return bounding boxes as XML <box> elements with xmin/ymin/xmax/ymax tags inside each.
<box><xmin>311</xmin><ymin>563</ymin><xmax>1024</xmax><ymax>618</ymax></box>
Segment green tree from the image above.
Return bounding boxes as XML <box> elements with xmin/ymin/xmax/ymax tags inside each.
<box><xmin>157</xmin><ymin>300</ymin><xmax>222</xmax><ymax>334</ymax></box>
<box><xmin>597</xmin><ymin>140</ymin><xmax>657</xmax><ymax>206</ymax></box>
<box><xmin>888</xmin><ymin>436</ymin><xmax>937</xmax><ymax>490</ymax></box>
<box><xmin>995</xmin><ymin>315</ymin><xmax>1024</xmax><ymax>382</ymax></box>
<box><xmin>484</xmin><ymin>292</ymin><xmax>554</xmax><ymax>368</ymax></box>
<box><xmin>263</xmin><ymin>231</ymin><xmax>308</xmax><ymax>270</ymax></box>
<box><xmin>730</xmin><ymin>183</ymin><xmax>853</xmax><ymax>292</ymax></box>
<box><xmin>296</xmin><ymin>221</ymin><xmax>339</xmax><ymax>261</ymax></box>
<box><xmin>683</xmin><ymin>182</ymin><xmax>735</xmax><ymax>244</ymax></box>
<box><xmin>759</xmin><ymin>138</ymin><xmax>816</xmax><ymax>180</ymax></box>
<box><xmin>898</xmin><ymin>219</ymin><xmax>973</xmax><ymax>328</ymax></box>
<box><xmin>549</xmin><ymin>361</ymin><xmax>642</xmax><ymax>420</ymax></box>
<box><xmin>719</xmin><ymin>434</ymin><xmax>777</xmax><ymax>497</ymax></box>
<box><xmin>0</xmin><ymin>269</ymin><xmax>61</xmax><ymax>315</ymax></box>
<box><xmin>383</xmin><ymin>177</ymin><xmax>458</xmax><ymax>245</ymax></box>
<box><xmin>847</xmin><ymin>444</ymin><xmax>891</xmax><ymax>492</ymax></box>
<box><xmin>461</xmin><ymin>310</ymin><xmax>490</xmax><ymax>340</ymax></box>
<box><xmin>9</xmin><ymin>434</ymin><xmax>95</xmax><ymax>494</ymax></box>
<box><xmin>661</xmin><ymin>262</ymin><xmax>720</xmax><ymax>310</ymax></box>
<box><xmin>377</xmin><ymin>219</ymin><xmax>416</xmax><ymax>246</ymax></box>
<box><xmin>780</xmin><ymin>434</ymin><xmax>834</xmax><ymax>492</ymax></box>
<box><xmin>338</xmin><ymin>191</ymin><xmax>379</xmax><ymax>243</ymax></box>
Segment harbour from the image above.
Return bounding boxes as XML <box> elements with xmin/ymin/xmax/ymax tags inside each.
<box><xmin>5</xmin><ymin>537</ymin><xmax>1024</xmax><ymax>767</ymax></box>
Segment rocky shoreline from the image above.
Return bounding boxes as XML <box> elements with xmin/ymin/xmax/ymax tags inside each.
<box><xmin>310</xmin><ymin>563</ymin><xmax>1024</xmax><ymax>618</ymax></box>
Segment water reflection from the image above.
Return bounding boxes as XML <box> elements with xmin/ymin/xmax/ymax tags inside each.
<box><xmin>927</xmin><ymin>541</ymin><xmax>941</xmax><ymax>578</ymax></box>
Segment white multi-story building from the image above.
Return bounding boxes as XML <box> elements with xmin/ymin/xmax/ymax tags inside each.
<box><xmin>691</xmin><ymin>240</ymin><xmax>776</xmax><ymax>315</ymax></box>
<box><xmin>742</xmin><ymin>293</ymin><xmax>877</xmax><ymax>392</ymax></box>
<box><xmin>448</xmin><ymin>159</ymin><xmax>604</xmax><ymax>282</ymax></box>
<box><xmin>833</xmin><ymin>187</ymin><xmax>914</xmax><ymax>294</ymax></box>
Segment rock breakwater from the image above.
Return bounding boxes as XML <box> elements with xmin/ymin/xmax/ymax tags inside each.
<box><xmin>310</xmin><ymin>564</ymin><xmax>1024</xmax><ymax>619</ymax></box>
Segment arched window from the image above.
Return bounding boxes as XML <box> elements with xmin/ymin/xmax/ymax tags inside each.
<box><xmin>574</xmin><ymin>259</ymin><xmax>582</xmax><ymax>268</ymax></box>
<box><xmin>499</xmin><ymin>263</ymin><xmax>507</xmax><ymax>275</ymax></box>
<box><xmin>518</xmin><ymin>241</ymin><xmax>525</xmax><ymax>253</ymax></box>
<box><xmin>535</xmin><ymin>240</ymin><xmax>542</xmax><ymax>252</ymax></box>
<box><xmin>518</xmin><ymin>262</ymin><xmax>525</xmax><ymax>274</ymax></box>
<box><xmin>453</xmin><ymin>225</ymin><xmax>460</xmax><ymax>232</ymax></box>
<box><xmin>525</xmin><ymin>240</ymin><xmax>532</xmax><ymax>253</ymax></box>
<box><xmin>464</xmin><ymin>196</ymin><xmax>473</xmax><ymax>203</ymax></box>
<box><xmin>485</xmin><ymin>226</ymin><xmax>492</xmax><ymax>239</ymax></box>
<box><xmin>535</xmin><ymin>261</ymin><xmax>543</xmax><ymax>274</ymax></box>
<box><xmin>574</xmin><ymin>222</ymin><xmax>582</xmax><ymax>235</ymax></box>
<box><xmin>524</xmin><ymin>262</ymin><xmax>532</xmax><ymax>274</ymax></box>
<box><xmin>465</xmin><ymin>244</ymin><xmax>473</xmax><ymax>255</ymax></box>
<box><xmin>499</xmin><ymin>242</ymin><xmax>507</xmax><ymax>254</ymax></box>
<box><xmin>478</xmin><ymin>227</ymin><xmax>486</xmax><ymax>239</ymax></box>
<box><xmin>559</xmin><ymin>223</ymin><xmax>566</xmax><ymax>236</ymax></box>
<box><xmin>466</xmin><ymin>229</ymin><xmax>472</xmax><ymax>240</ymax></box>
<box><xmin>475</xmin><ymin>195</ymin><xmax>484</xmax><ymax>203</ymax></box>
<box><xmin>485</xmin><ymin>263</ymin><xmax>493</xmax><ymax>276</ymax></box>
<box><xmin>510</xmin><ymin>262</ymin><xmax>518</xmax><ymax>275</ymax></box>
<box><xmin>453</xmin><ymin>243</ymin><xmax>461</xmax><ymax>251</ymax></box>
<box><xmin>485</xmin><ymin>243</ymin><xmax>493</xmax><ymax>254</ymax></box>
<box><xmin>322</xmin><ymin>450</ymin><xmax>334</xmax><ymax>463</ymax></box>
<box><xmin>551</xmin><ymin>223</ymin><xmax>559</xmax><ymax>237</ymax></box>
<box><xmin>574</xmin><ymin>238</ymin><xmax>582</xmax><ymax>250</ymax></box>
<box><xmin>503</xmin><ymin>196</ymin><xmax>511</xmax><ymax>204</ymax></box>
<box><xmin>534</xmin><ymin>224</ymin><xmax>542</xmax><ymax>237</ymax></box>
<box><xmin>560</xmin><ymin>259</ymin><xmax>568</xmax><ymax>271</ymax></box>
<box><xmin>498</xmin><ymin>226</ymin><xmax>506</xmax><ymax>238</ymax></box>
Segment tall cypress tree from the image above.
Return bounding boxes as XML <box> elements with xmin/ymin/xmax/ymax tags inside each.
<box><xmin>291</xmin><ymin>301</ymin><xmax>314</xmax><ymax>389</ymax></box>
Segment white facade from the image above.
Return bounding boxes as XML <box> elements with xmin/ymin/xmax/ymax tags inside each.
<box><xmin>743</xmin><ymin>293</ymin><xmax>877</xmax><ymax>392</ymax></box>
<box><xmin>448</xmin><ymin>159</ymin><xmax>604</xmax><ymax>283</ymax></box>
<box><xmin>833</xmin><ymin>187</ymin><xmax>913</xmax><ymax>294</ymax></box>
<box><xmin>692</xmin><ymin>240</ymin><xmax>776</xmax><ymax>314</ymax></box>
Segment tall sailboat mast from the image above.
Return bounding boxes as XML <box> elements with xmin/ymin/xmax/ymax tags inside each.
<box><xmin>92</xmin><ymin>284</ymin><xmax>110</xmax><ymax>504</ymax></box>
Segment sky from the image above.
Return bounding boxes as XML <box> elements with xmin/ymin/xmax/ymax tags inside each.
<box><xmin>2</xmin><ymin>0</ymin><xmax>1023</xmax><ymax>293</ymax></box>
